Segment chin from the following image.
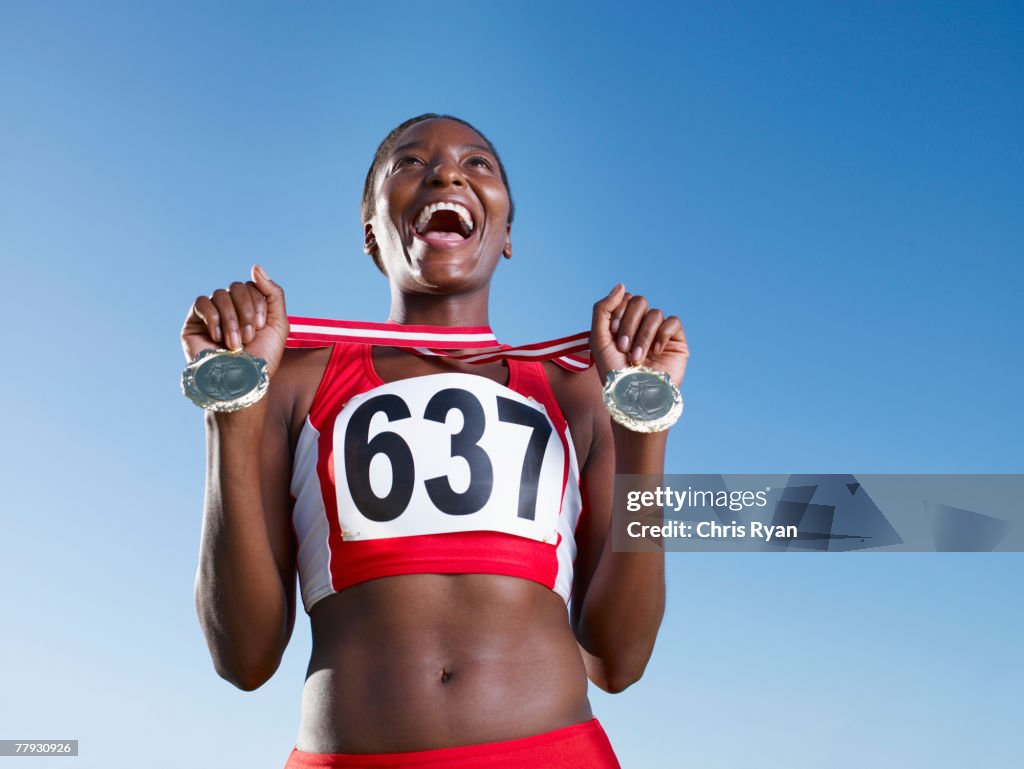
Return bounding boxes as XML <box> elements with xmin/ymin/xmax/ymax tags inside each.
<box><xmin>408</xmin><ymin>248</ymin><xmax>489</xmax><ymax>290</ymax></box>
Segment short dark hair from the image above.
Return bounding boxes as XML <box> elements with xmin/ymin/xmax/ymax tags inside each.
<box><xmin>361</xmin><ymin>114</ymin><xmax>515</xmax><ymax>274</ymax></box>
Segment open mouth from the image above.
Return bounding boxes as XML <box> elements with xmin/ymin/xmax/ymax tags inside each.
<box><xmin>413</xmin><ymin>201</ymin><xmax>475</xmax><ymax>246</ymax></box>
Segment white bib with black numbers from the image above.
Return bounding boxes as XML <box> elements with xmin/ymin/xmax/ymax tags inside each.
<box><xmin>332</xmin><ymin>373</ymin><xmax>566</xmax><ymax>543</ymax></box>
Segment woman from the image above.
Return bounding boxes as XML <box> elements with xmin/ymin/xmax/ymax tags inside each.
<box><xmin>181</xmin><ymin>114</ymin><xmax>688</xmax><ymax>767</ymax></box>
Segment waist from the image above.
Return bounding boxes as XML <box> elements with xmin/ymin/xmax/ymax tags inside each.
<box><xmin>286</xmin><ymin>718</ymin><xmax>619</xmax><ymax>769</ymax></box>
<box><xmin>298</xmin><ymin>574</ymin><xmax>591</xmax><ymax>753</ymax></box>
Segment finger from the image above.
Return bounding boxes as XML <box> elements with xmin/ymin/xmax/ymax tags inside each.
<box><xmin>251</xmin><ymin>265</ymin><xmax>288</xmax><ymax>330</ymax></box>
<box><xmin>610</xmin><ymin>291</ymin><xmax>632</xmax><ymax>334</ymax></box>
<box><xmin>652</xmin><ymin>315</ymin><xmax>684</xmax><ymax>356</ymax></box>
<box><xmin>630</xmin><ymin>308</ymin><xmax>665</xmax><ymax>364</ymax></box>
<box><xmin>229</xmin><ymin>281</ymin><xmax>257</xmax><ymax>344</ymax></box>
<box><xmin>590</xmin><ymin>284</ymin><xmax>626</xmax><ymax>347</ymax></box>
<box><xmin>211</xmin><ymin>288</ymin><xmax>242</xmax><ymax>351</ymax></box>
<box><xmin>245</xmin><ymin>282</ymin><xmax>267</xmax><ymax>329</ymax></box>
<box><xmin>192</xmin><ymin>295</ymin><xmax>221</xmax><ymax>344</ymax></box>
<box><xmin>615</xmin><ymin>295</ymin><xmax>649</xmax><ymax>355</ymax></box>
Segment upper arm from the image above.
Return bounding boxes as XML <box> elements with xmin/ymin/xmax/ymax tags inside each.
<box><xmin>259</xmin><ymin>361</ymin><xmax>300</xmax><ymax>640</ymax></box>
<box><xmin>566</xmin><ymin>368</ymin><xmax>616</xmax><ymax>631</ymax></box>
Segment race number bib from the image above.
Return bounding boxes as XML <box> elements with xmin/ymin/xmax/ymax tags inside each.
<box><xmin>333</xmin><ymin>373</ymin><xmax>565</xmax><ymax>543</ymax></box>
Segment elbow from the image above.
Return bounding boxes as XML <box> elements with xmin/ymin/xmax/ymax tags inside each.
<box><xmin>223</xmin><ymin>670</ymin><xmax>271</xmax><ymax>692</ymax></box>
<box><xmin>602</xmin><ymin>671</ymin><xmax>643</xmax><ymax>694</ymax></box>
<box><xmin>195</xmin><ymin>590</ymin><xmax>289</xmax><ymax>692</ymax></box>
<box><xmin>211</xmin><ymin>653</ymin><xmax>279</xmax><ymax>691</ymax></box>
<box><xmin>197</xmin><ymin>610</ymin><xmax>283</xmax><ymax>691</ymax></box>
<box><xmin>580</xmin><ymin>642</ymin><xmax>653</xmax><ymax>694</ymax></box>
<box><xmin>591</xmin><ymin>660</ymin><xmax>648</xmax><ymax>694</ymax></box>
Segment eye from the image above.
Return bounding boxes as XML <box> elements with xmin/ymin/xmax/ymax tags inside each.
<box><xmin>466</xmin><ymin>155</ymin><xmax>493</xmax><ymax>170</ymax></box>
<box><xmin>395</xmin><ymin>155</ymin><xmax>425</xmax><ymax>168</ymax></box>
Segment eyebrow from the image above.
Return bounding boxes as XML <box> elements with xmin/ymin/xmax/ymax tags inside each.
<box><xmin>391</xmin><ymin>141</ymin><xmax>495</xmax><ymax>156</ymax></box>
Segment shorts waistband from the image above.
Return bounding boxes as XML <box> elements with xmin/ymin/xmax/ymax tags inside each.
<box><xmin>284</xmin><ymin>718</ymin><xmax>620</xmax><ymax>769</ymax></box>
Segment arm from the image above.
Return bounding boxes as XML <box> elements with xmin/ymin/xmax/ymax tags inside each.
<box><xmin>195</xmin><ymin>394</ymin><xmax>296</xmax><ymax>690</ymax></box>
<box><xmin>572</xmin><ymin>417</ymin><xmax>667</xmax><ymax>693</ymax></box>
<box><xmin>570</xmin><ymin>285</ymin><xmax>688</xmax><ymax>693</ymax></box>
<box><xmin>185</xmin><ymin>266</ymin><xmax>296</xmax><ymax>690</ymax></box>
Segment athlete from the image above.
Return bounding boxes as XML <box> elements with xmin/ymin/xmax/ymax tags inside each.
<box><xmin>181</xmin><ymin>114</ymin><xmax>689</xmax><ymax>767</ymax></box>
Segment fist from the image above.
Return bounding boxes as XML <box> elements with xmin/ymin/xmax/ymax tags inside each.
<box><xmin>590</xmin><ymin>284</ymin><xmax>688</xmax><ymax>387</ymax></box>
<box><xmin>181</xmin><ymin>265</ymin><xmax>290</xmax><ymax>377</ymax></box>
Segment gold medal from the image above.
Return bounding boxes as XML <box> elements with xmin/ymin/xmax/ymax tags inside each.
<box><xmin>602</xmin><ymin>365</ymin><xmax>683</xmax><ymax>433</ymax></box>
<box><xmin>181</xmin><ymin>348</ymin><xmax>269</xmax><ymax>412</ymax></box>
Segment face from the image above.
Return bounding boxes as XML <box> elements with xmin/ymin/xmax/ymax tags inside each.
<box><xmin>365</xmin><ymin>118</ymin><xmax>513</xmax><ymax>293</ymax></box>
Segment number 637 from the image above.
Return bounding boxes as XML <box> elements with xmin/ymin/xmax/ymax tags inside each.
<box><xmin>343</xmin><ymin>388</ymin><xmax>553</xmax><ymax>523</ymax></box>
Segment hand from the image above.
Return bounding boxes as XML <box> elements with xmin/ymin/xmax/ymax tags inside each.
<box><xmin>590</xmin><ymin>284</ymin><xmax>689</xmax><ymax>388</ymax></box>
<box><xmin>181</xmin><ymin>265</ymin><xmax>290</xmax><ymax>377</ymax></box>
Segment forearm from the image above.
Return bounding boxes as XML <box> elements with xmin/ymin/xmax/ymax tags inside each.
<box><xmin>195</xmin><ymin>404</ymin><xmax>290</xmax><ymax>689</ymax></box>
<box><xmin>576</xmin><ymin>425</ymin><xmax>667</xmax><ymax>691</ymax></box>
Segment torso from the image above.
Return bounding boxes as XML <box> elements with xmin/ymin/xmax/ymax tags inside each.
<box><xmin>277</xmin><ymin>345</ymin><xmax>601</xmax><ymax>753</ymax></box>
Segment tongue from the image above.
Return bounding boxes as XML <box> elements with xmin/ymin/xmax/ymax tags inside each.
<box><xmin>419</xmin><ymin>230</ymin><xmax>466</xmax><ymax>244</ymax></box>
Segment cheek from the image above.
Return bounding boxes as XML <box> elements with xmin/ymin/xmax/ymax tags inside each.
<box><xmin>481</xmin><ymin>188</ymin><xmax>511</xmax><ymax>226</ymax></box>
<box><xmin>375</xmin><ymin>202</ymin><xmax>405</xmax><ymax>238</ymax></box>
<box><xmin>375</xmin><ymin>181</ymin><xmax>408</xmax><ymax>225</ymax></box>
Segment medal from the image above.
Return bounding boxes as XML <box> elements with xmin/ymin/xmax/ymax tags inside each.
<box><xmin>602</xmin><ymin>365</ymin><xmax>683</xmax><ymax>433</ymax></box>
<box><xmin>183</xmin><ymin>319</ymin><xmax>687</xmax><ymax>423</ymax></box>
<box><xmin>181</xmin><ymin>348</ymin><xmax>270</xmax><ymax>412</ymax></box>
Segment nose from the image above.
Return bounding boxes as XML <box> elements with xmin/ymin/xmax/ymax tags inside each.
<box><xmin>425</xmin><ymin>160</ymin><xmax>465</xmax><ymax>188</ymax></box>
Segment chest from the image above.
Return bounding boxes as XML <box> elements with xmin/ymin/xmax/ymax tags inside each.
<box><xmin>368</xmin><ymin>347</ymin><xmax>592</xmax><ymax>468</ymax></box>
<box><xmin>299</xmin><ymin>369</ymin><xmax>575</xmax><ymax>547</ymax></box>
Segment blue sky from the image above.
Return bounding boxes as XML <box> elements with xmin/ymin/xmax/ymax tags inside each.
<box><xmin>1</xmin><ymin>1</ymin><xmax>1021</xmax><ymax>767</ymax></box>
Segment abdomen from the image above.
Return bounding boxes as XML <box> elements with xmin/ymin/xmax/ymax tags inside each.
<box><xmin>297</xmin><ymin>573</ymin><xmax>591</xmax><ymax>753</ymax></box>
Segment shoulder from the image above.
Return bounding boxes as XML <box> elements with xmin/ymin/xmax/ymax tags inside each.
<box><xmin>276</xmin><ymin>346</ymin><xmax>333</xmax><ymax>384</ymax></box>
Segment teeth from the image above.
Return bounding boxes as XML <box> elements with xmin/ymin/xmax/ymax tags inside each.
<box><xmin>414</xmin><ymin>201</ymin><xmax>474</xmax><ymax>236</ymax></box>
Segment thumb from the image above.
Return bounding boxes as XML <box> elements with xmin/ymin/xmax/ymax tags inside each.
<box><xmin>251</xmin><ymin>264</ymin><xmax>289</xmax><ymax>327</ymax></box>
<box><xmin>590</xmin><ymin>283</ymin><xmax>626</xmax><ymax>348</ymax></box>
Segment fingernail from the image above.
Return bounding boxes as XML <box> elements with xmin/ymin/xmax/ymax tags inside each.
<box><xmin>610</xmin><ymin>318</ymin><xmax>620</xmax><ymax>333</ymax></box>
<box><xmin>243</xmin><ymin>324</ymin><xmax>254</xmax><ymax>342</ymax></box>
<box><xmin>255</xmin><ymin>265</ymin><xmax>268</xmax><ymax>279</ymax></box>
<box><xmin>618</xmin><ymin>335</ymin><xmax>630</xmax><ymax>353</ymax></box>
<box><xmin>632</xmin><ymin>346</ymin><xmax>643</xmax><ymax>362</ymax></box>
<box><xmin>610</xmin><ymin>284</ymin><xmax>620</xmax><ymax>294</ymax></box>
<box><xmin>653</xmin><ymin>342</ymin><xmax>663</xmax><ymax>355</ymax></box>
<box><xmin>214</xmin><ymin>325</ymin><xmax>222</xmax><ymax>342</ymax></box>
<box><xmin>230</xmin><ymin>331</ymin><xmax>241</xmax><ymax>350</ymax></box>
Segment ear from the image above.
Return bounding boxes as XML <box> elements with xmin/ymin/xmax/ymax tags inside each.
<box><xmin>363</xmin><ymin>222</ymin><xmax>378</xmax><ymax>257</ymax></box>
<box><xmin>502</xmin><ymin>222</ymin><xmax>512</xmax><ymax>260</ymax></box>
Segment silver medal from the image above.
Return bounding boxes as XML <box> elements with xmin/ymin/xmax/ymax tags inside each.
<box><xmin>181</xmin><ymin>348</ymin><xmax>269</xmax><ymax>412</ymax></box>
<box><xmin>603</xmin><ymin>365</ymin><xmax>683</xmax><ymax>433</ymax></box>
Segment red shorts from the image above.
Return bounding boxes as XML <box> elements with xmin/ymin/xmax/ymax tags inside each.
<box><xmin>284</xmin><ymin>718</ymin><xmax>620</xmax><ymax>769</ymax></box>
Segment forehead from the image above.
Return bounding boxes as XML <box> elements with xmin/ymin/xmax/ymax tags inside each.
<box><xmin>390</xmin><ymin>118</ymin><xmax>492</xmax><ymax>154</ymax></box>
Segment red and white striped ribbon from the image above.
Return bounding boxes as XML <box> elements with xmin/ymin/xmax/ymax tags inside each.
<box><xmin>286</xmin><ymin>316</ymin><xmax>592</xmax><ymax>371</ymax></box>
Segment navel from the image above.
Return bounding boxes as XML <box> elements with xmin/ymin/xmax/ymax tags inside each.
<box><xmin>439</xmin><ymin>667</ymin><xmax>453</xmax><ymax>684</ymax></box>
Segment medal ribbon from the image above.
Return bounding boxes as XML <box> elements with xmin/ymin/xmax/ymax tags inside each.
<box><xmin>285</xmin><ymin>316</ymin><xmax>592</xmax><ymax>371</ymax></box>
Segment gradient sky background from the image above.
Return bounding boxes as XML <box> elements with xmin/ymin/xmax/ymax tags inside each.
<box><xmin>1</xmin><ymin>1</ymin><xmax>1021</xmax><ymax>767</ymax></box>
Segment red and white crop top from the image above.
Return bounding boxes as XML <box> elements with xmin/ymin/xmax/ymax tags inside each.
<box><xmin>290</xmin><ymin>342</ymin><xmax>583</xmax><ymax>613</ymax></box>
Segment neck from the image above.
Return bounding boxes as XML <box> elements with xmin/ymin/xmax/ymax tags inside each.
<box><xmin>388</xmin><ymin>285</ymin><xmax>492</xmax><ymax>328</ymax></box>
